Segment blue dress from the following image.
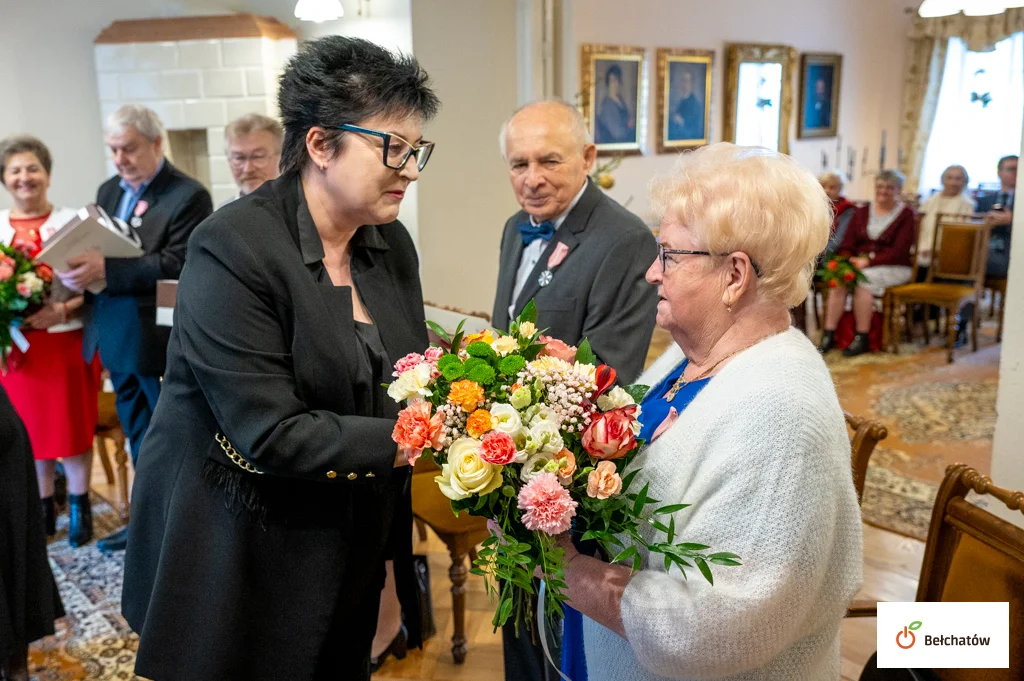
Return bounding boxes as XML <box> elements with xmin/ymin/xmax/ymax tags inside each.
<box><xmin>561</xmin><ymin>360</ymin><xmax>711</xmax><ymax>680</ymax></box>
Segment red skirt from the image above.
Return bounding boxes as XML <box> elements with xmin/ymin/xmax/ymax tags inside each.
<box><xmin>0</xmin><ymin>329</ymin><xmax>101</xmax><ymax>460</ymax></box>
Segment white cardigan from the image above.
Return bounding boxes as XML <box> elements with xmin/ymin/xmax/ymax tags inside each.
<box><xmin>582</xmin><ymin>328</ymin><xmax>863</xmax><ymax>681</ymax></box>
<box><xmin>1</xmin><ymin>206</ymin><xmax>83</xmax><ymax>333</ymax></box>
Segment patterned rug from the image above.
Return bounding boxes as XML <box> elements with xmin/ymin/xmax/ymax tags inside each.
<box><xmin>28</xmin><ymin>497</ymin><xmax>139</xmax><ymax>681</ymax></box>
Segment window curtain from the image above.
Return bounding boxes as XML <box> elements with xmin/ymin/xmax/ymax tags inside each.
<box><xmin>899</xmin><ymin>8</ymin><xmax>1024</xmax><ymax>194</ymax></box>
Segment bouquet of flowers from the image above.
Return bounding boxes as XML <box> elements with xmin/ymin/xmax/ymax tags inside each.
<box><xmin>817</xmin><ymin>253</ymin><xmax>867</xmax><ymax>292</ymax></box>
<box><xmin>0</xmin><ymin>241</ymin><xmax>52</xmax><ymax>370</ymax></box>
<box><xmin>388</xmin><ymin>302</ymin><xmax>740</xmax><ymax>632</ymax></box>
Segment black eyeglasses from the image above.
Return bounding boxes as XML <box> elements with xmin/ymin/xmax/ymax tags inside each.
<box><xmin>337</xmin><ymin>124</ymin><xmax>435</xmax><ymax>171</ymax></box>
<box><xmin>658</xmin><ymin>244</ymin><xmax>761</xmax><ymax>278</ymax></box>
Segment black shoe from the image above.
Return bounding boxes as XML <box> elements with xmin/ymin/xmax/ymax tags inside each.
<box><xmin>41</xmin><ymin>496</ymin><xmax>56</xmax><ymax>537</ymax></box>
<box><xmin>369</xmin><ymin>625</ymin><xmax>408</xmax><ymax>673</ymax></box>
<box><xmin>97</xmin><ymin>525</ymin><xmax>129</xmax><ymax>553</ymax></box>
<box><xmin>843</xmin><ymin>332</ymin><xmax>870</xmax><ymax>357</ymax></box>
<box><xmin>817</xmin><ymin>330</ymin><xmax>835</xmax><ymax>354</ymax></box>
<box><xmin>54</xmin><ymin>463</ymin><xmax>67</xmax><ymax>509</ymax></box>
<box><xmin>68</xmin><ymin>493</ymin><xmax>93</xmax><ymax>548</ymax></box>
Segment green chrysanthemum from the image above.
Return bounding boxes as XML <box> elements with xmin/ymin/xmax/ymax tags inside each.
<box><xmin>442</xmin><ymin>363</ymin><xmax>465</xmax><ymax>381</ymax></box>
<box><xmin>464</xmin><ymin>357</ymin><xmax>488</xmax><ymax>374</ymax></box>
<box><xmin>466</xmin><ymin>341</ymin><xmax>497</xmax><ymax>359</ymax></box>
<box><xmin>499</xmin><ymin>354</ymin><xmax>526</xmax><ymax>376</ymax></box>
<box><xmin>436</xmin><ymin>354</ymin><xmax>462</xmax><ymax>372</ymax></box>
<box><xmin>467</xmin><ymin>363</ymin><xmax>496</xmax><ymax>386</ymax></box>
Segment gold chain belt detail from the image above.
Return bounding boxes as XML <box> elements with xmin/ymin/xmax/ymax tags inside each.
<box><xmin>215</xmin><ymin>433</ymin><xmax>264</xmax><ymax>475</ymax></box>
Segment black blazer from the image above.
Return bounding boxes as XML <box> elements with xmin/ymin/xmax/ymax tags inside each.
<box><xmin>975</xmin><ymin>191</ymin><xmax>1013</xmax><ymax>278</ymax></box>
<box><xmin>121</xmin><ymin>172</ymin><xmax>427</xmax><ymax>681</ymax></box>
<box><xmin>83</xmin><ymin>161</ymin><xmax>212</xmax><ymax>375</ymax></box>
<box><xmin>492</xmin><ymin>180</ymin><xmax>659</xmax><ymax>383</ymax></box>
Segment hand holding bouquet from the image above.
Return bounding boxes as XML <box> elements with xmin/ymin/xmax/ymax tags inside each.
<box><xmin>1</xmin><ymin>241</ymin><xmax>52</xmax><ymax>370</ymax></box>
<box><xmin>388</xmin><ymin>301</ymin><xmax>740</xmax><ymax>632</ymax></box>
<box><xmin>816</xmin><ymin>253</ymin><xmax>867</xmax><ymax>292</ymax></box>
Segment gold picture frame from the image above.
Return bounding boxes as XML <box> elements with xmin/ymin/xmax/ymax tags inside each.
<box><xmin>798</xmin><ymin>53</ymin><xmax>842</xmax><ymax>139</ymax></box>
<box><xmin>722</xmin><ymin>43</ymin><xmax>796</xmax><ymax>155</ymax></box>
<box><xmin>655</xmin><ymin>48</ymin><xmax>714</xmax><ymax>153</ymax></box>
<box><xmin>580</xmin><ymin>43</ymin><xmax>646</xmax><ymax>156</ymax></box>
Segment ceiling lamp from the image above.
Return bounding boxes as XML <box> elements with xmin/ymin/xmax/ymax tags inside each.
<box><xmin>918</xmin><ymin>0</ymin><xmax>966</xmax><ymax>16</ymax></box>
<box><xmin>294</xmin><ymin>0</ymin><xmax>344</xmax><ymax>22</ymax></box>
<box><xmin>964</xmin><ymin>0</ymin><xmax>1009</xmax><ymax>15</ymax></box>
<box><xmin>919</xmin><ymin>0</ymin><xmax>1023</xmax><ymax>15</ymax></box>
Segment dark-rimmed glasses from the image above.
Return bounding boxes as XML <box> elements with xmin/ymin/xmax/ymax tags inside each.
<box><xmin>658</xmin><ymin>244</ymin><xmax>761</xmax><ymax>278</ymax></box>
<box><xmin>337</xmin><ymin>124</ymin><xmax>435</xmax><ymax>171</ymax></box>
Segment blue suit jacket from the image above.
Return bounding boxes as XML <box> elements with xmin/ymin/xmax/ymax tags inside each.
<box><xmin>975</xmin><ymin>191</ymin><xmax>1013</xmax><ymax>278</ymax></box>
<box><xmin>82</xmin><ymin>161</ymin><xmax>212</xmax><ymax>375</ymax></box>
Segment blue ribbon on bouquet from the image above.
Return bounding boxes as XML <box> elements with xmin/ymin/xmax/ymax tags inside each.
<box><xmin>9</xmin><ymin>320</ymin><xmax>29</xmax><ymax>352</ymax></box>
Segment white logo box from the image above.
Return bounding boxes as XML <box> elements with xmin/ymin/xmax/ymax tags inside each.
<box><xmin>877</xmin><ymin>602</ymin><xmax>1009</xmax><ymax>669</ymax></box>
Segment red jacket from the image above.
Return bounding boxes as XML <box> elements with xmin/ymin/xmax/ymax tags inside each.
<box><xmin>838</xmin><ymin>204</ymin><xmax>917</xmax><ymax>267</ymax></box>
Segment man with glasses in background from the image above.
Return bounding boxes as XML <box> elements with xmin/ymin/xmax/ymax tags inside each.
<box><xmin>221</xmin><ymin>113</ymin><xmax>284</xmax><ymax>207</ymax></box>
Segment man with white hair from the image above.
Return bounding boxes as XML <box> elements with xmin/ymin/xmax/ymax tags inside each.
<box><xmin>60</xmin><ymin>104</ymin><xmax>212</xmax><ymax>553</ymax></box>
<box><xmin>492</xmin><ymin>99</ymin><xmax>658</xmax><ymax>681</ymax></box>
<box><xmin>221</xmin><ymin>113</ymin><xmax>283</xmax><ymax>206</ymax></box>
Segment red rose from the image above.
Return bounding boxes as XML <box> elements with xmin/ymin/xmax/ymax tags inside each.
<box><xmin>582</xmin><ymin>405</ymin><xmax>638</xmax><ymax>460</ymax></box>
<box><xmin>843</xmin><ymin>272</ymin><xmax>855</xmax><ymax>282</ymax></box>
<box><xmin>35</xmin><ymin>263</ymin><xmax>53</xmax><ymax>283</ymax></box>
<box><xmin>480</xmin><ymin>431</ymin><xmax>517</xmax><ymax>465</ymax></box>
<box><xmin>827</xmin><ymin>260</ymin><xmax>838</xmax><ymax>271</ymax></box>
<box><xmin>828</xmin><ymin>280</ymin><xmax>839</xmax><ymax>288</ymax></box>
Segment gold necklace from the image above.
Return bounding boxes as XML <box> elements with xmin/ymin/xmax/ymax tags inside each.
<box><xmin>663</xmin><ymin>328</ymin><xmax>787</xmax><ymax>401</ymax></box>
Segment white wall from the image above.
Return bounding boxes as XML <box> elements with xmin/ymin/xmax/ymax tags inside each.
<box><xmin>988</xmin><ymin>126</ymin><xmax>1024</xmax><ymax>529</ymax></box>
<box><xmin>560</xmin><ymin>0</ymin><xmax>913</xmax><ymax>222</ymax></box>
<box><xmin>410</xmin><ymin>0</ymin><xmax>521</xmax><ymax>313</ymax></box>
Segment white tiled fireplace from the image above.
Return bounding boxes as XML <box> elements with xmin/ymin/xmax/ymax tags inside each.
<box><xmin>93</xmin><ymin>15</ymin><xmax>297</xmax><ymax>206</ymax></box>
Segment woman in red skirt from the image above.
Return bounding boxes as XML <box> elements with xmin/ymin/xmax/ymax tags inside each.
<box><xmin>1</xmin><ymin>135</ymin><xmax>99</xmax><ymax>547</ymax></box>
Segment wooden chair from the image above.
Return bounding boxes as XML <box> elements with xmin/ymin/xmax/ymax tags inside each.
<box><xmin>886</xmin><ymin>216</ymin><xmax>990</xmax><ymax>362</ymax></box>
<box><xmin>985</xmin><ymin>276</ymin><xmax>1006</xmax><ymax>343</ymax></box>
<box><xmin>848</xmin><ymin>464</ymin><xmax>1024</xmax><ymax>678</ymax></box>
<box><xmin>94</xmin><ymin>391</ymin><xmax>130</xmax><ymax>523</ymax></box>
<box><xmin>846</xmin><ymin>411</ymin><xmax>889</xmax><ymax>505</ymax></box>
<box><xmin>411</xmin><ymin>462</ymin><xmax>491</xmax><ymax>664</ymax></box>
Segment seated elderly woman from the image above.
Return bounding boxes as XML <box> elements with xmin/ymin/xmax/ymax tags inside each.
<box><xmin>820</xmin><ymin>169</ymin><xmax>857</xmax><ymax>253</ymax></box>
<box><xmin>557</xmin><ymin>143</ymin><xmax>863</xmax><ymax>680</ymax></box>
<box><xmin>819</xmin><ymin>169</ymin><xmax>916</xmax><ymax>357</ymax></box>
<box><xmin>915</xmin><ymin>165</ymin><xmax>973</xmax><ymax>272</ymax></box>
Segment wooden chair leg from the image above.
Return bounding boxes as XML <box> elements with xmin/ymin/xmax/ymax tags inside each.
<box><xmin>468</xmin><ymin>546</ymin><xmax>478</xmax><ymax>565</ymax></box>
<box><xmin>113</xmin><ymin>430</ymin><xmax>130</xmax><ymax>523</ymax></box>
<box><xmin>997</xmin><ymin>296</ymin><xmax>1005</xmax><ymax>343</ymax></box>
<box><xmin>414</xmin><ymin>517</ymin><xmax>428</xmax><ymax>543</ymax></box>
<box><xmin>94</xmin><ymin>436</ymin><xmax>115</xmax><ymax>484</ymax></box>
<box><xmin>447</xmin><ymin>540</ymin><xmax>469</xmax><ymax>664</ymax></box>
<box><xmin>882</xmin><ymin>294</ymin><xmax>891</xmax><ymax>352</ymax></box>
<box><xmin>945</xmin><ymin>305</ymin><xmax>957</xmax><ymax>363</ymax></box>
<box><xmin>971</xmin><ymin>297</ymin><xmax>980</xmax><ymax>353</ymax></box>
<box><xmin>922</xmin><ymin>304</ymin><xmax>931</xmax><ymax>345</ymax></box>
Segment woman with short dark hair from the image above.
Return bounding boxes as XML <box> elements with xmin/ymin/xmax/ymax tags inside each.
<box><xmin>121</xmin><ymin>36</ymin><xmax>439</xmax><ymax>681</ymax></box>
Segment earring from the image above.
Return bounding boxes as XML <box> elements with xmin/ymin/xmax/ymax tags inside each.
<box><xmin>726</xmin><ymin>304</ymin><xmax>733</xmax><ymax>313</ymax></box>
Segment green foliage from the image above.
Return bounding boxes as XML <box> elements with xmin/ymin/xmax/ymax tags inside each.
<box><xmin>624</xmin><ymin>383</ymin><xmax>650</xmax><ymax>404</ymax></box>
<box><xmin>574</xmin><ymin>338</ymin><xmax>596</xmax><ymax>365</ymax></box>
<box><xmin>519</xmin><ymin>300</ymin><xmax>537</xmax><ymax>324</ymax></box>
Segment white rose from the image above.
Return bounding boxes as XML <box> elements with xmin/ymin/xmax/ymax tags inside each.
<box><xmin>520</xmin><ymin>451</ymin><xmax>555</xmax><ymax>482</ymax></box>
<box><xmin>526</xmin><ymin>420</ymin><xmax>563</xmax><ymax>455</ymax></box>
<box><xmin>597</xmin><ymin>386</ymin><xmax>635</xmax><ymax>411</ymax></box>
<box><xmin>519</xmin><ymin>321</ymin><xmax>537</xmax><ymax>338</ymax></box>
<box><xmin>490</xmin><ymin>403</ymin><xmax>523</xmax><ymax>436</ymax></box>
<box><xmin>491</xmin><ymin>335</ymin><xmax>519</xmax><ymax>356</ymax></box>
<box><xmin>435</xmin><ymin>437</ymin><xmax>504</xmax><ymax>500</ymax></box>
<box><xmin>386</xmin><ymin>363</ymin><xmax>434</xmax><ymax>402</ymax></box>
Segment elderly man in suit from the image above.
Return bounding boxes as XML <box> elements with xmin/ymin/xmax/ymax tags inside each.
<box><xmin>59</xmin><ymin>104</ymin><xmax>212</xmax><ymax>552</ymax></box>
<box><xmin>492</xmin><ymin>99</ymin><xmax>658</xmax><ymax>681</ymax></box>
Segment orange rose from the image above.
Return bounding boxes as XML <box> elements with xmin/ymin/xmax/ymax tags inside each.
<box><xmin>586</xmin><ymin>461</ymin><xmax>622</xmax><ymax>499</ymax></box>
<box><xmin>448</xmin><ymin>379</ymin><xmax>485</xmax><ymax>413</ymax></box>
<box><xmin>466</xmin><ymin>408</ymin><xmax>493</xmax><ymax>439</ymax></box>
<box><xmin>556</xmin><ymin>448</ymin><xmax>576</xmax><ymax>481</ymax></box>
<box><xmin>582</xmin><ymin>406</ymin><xmax>638</xmax><ymax>460</ymax></box>
<box><xmin>462</xmin><ymin>329</ymin><xmax>495</xmax><ymax>347</ymax></box>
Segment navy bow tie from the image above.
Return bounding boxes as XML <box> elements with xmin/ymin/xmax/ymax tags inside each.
<box><xmin>519</xmin><ymin>220</ymin><xmax>555</xmax><ymax>245</ymax></box>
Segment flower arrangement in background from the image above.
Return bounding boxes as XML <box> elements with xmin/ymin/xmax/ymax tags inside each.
<box><xmin>816</xmin><ymin>253</ymin><xmax>867</xmax><ymax>292</ymax></box>
<box><xmin>388</xmin><ymin>301</ymin><xmax>740</xmax><ymax>633</ymax></box>
<box><xmin>0</xmin><ymin>241</ymin><xmax>51</xmax><ymax>371</ymax></box>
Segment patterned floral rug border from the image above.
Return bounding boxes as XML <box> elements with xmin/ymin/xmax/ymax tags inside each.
<box><xmin>28</xmin><ymin>497</ymin><xmax>139</xmax><ymax>681</ymax></box>
<box><xmin>861</xmin><ymin>461</ymin><xmax>938</xmax><ymax>541</ymax></box>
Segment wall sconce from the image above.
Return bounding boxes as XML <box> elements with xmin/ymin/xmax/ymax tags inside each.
<box><xmin>294</xmin><ymin>0</ymin><xmax>344</xmax><ymax>23</ymax></box>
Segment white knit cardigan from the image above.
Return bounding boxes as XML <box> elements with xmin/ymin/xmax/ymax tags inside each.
<box><xmin>582</xmin><ymin>328</ymin><xmax>863</xmax><ymax>680</ymax></box>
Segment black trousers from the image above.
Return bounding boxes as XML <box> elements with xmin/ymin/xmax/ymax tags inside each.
<box><xmin>109</xmin><ymin>372</ymin><xmax>162</xmax><ymax>467</ymax></box>
<box><xmin>501</xmin><ymin>581</ymin><xmax>561</xmax><ymax>681</ymax></box>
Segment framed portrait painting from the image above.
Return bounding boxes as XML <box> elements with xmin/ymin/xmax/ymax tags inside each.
<box><xmin>656</xmin><ymin>48</ymin><xmax>713</xmax><ymax>153</ymax></box>
<box><xmin>798</xmin><ymin>53</ymin><xmax>842</xmax><ymax>139</ymax></box>
<box><xmin>580</xmin><ymin>44</ymin><xmax>646</xmax><ymax>155</ymax></box>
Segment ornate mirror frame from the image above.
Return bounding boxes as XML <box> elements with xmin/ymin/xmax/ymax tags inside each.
<box><xmin>723</xmin><ymin>43</ymin><xmax>796</xmax><ymax>155</ymax></box>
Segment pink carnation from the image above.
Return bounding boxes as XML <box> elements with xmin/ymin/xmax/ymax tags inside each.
<box><xmin>0</xmin><ymin>257</ymin><xmax>14</xmax><ymax>282</ymax></box>
<box><xmin>16</xmin><ymin>282</ymin><xmax>32</xmax><ymax>298</ymax></box>
<box><xmin>517</xmin><ymin>473</ymin><xmax>577</xmax><ymax>535</ymax></box>
<box><xmin>480</xmin><ymin>431</ymin><xmax>517</xmax><ymax>465</ymax></box>
<box><xmin>424</xmin><ymin>346</ymin><xmax>444</xmax><ymax>365</ymax></box>
<box><xmin>393</xmin><ymin>352</ymin><xmax>425</xmax><ymax>377</ymax></box>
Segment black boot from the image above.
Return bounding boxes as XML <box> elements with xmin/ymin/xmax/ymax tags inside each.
<box><xmin>817</xmin><ymin>330</ymin><xmax>835</xmax><ymax>354</ymax></box>
<box><xmin>68</xmin><ymin>493</ymin><xmax>93</xmax><ymax>548</ymax></box>
<box><xmin>954</xmin><ymin>302</ymin><xmax>974</xmax><ymax>349</ymax></box>
<box><xmin>843</xmin><ymin>332</ymin><xmax>871</xmax><ymax>357</ymax></box>
<box><xmin>41</xmin><ymin>496</ymin><xmax>56</xmax><ymax>536</ymax></box>
<box><xmin>54</xmin><ymin>461</ymin><xmax>68</xmax><ymax>509</ymax></box>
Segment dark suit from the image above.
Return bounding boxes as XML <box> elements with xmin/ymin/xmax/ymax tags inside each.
<box><xmin>493</xmin><ymin>179</ymin><xmax>659</xmax><ymax>384</ymax></box>
<box><xmin>122</xmin><ymin>172</ymin><xmax>427</xmax><ymax>681</ymax></box>
<box><xmin>975</xmin><ymin>191</ymin><xmax>1013</xmax><ymax>278</ymax></box>
<box><xmin>492</xmin><ymin>179</ymin><xmax>657</xmax><ymax>681</ymax></box>
<box><xmin>86</xmin><ymin>161</ymin><xmax>212</xmax><ymax>464</ymax></box>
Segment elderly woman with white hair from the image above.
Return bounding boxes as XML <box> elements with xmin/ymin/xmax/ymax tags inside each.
<box><xmin>557</xmin><ymin>143</ymin><xmax>863</xmax><ymax>681</ymax></box>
